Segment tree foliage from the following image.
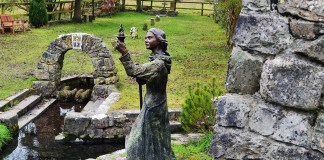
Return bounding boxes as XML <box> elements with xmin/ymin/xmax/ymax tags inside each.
<box><xmin>214</xmin><ymin>0</ymin><xmax>242</xmax><ymax>48</ymax></box>
<box><xmin>180</xmin><ymin>79</ymin><xmax>223</xmax><ymax>132</ymax></box>
<box><xmin>29</xmin><ymin>0</ymin><xmax>48</xmax><ymax>28</ymax></box>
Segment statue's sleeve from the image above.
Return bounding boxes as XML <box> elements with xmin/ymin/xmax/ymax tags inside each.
<box><xmin>119</xmin><ymin>53</ymin><xmax>164</xmax><ymax>81</ymax></box>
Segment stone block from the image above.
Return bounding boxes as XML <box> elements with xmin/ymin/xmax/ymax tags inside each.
<box><xmin>91</xmin><ymin>85</ymin><xmax>117</xmax><ymax>101</ymax></box>
<box><xmin>57</xmin><ymin>35</ymin><xmax>73</xmax><ymax>50</ymax></box>
<box><xmin>289</xmin><ymin>19</ymin><xmax>324</xmax><ymax>40</ymax></box>
<box><xmin>98</xmin><ymin>50</ymin><xmax>112</xmax><ymax>58</ymax></box>
<box><xmin>63</xmin><ymin>112</ymin><xmax>91</xmax><ymax>136</ymax></box>
<box><xmin>84</xmin><ymin>128</ymin><xmax>104</xmax><ymax>139</ymax></box>
<box><xmin>47</xmin><ymin>43</ymin><xmax>66</xmax><ymax>55</ymax></box>
<box><xmin>92</xmin><ymin>57</ymin><xmax>104</xmax><ymax>69</ymax></box>
<box><xmin>248</xmin><ymin>98</ymin><xmax>280</xmax><ymax>136</ymax></box>
<box><xmin>226</xmin><ymin>47</ymin><xmax>264</xmax><ymax>94</ymax></box>
<box><xmin>104</xmin><ymin>58</ymin><xmax>115</xmax><ymax>70</ymax></box>
<box><xmin>0</xmin><ymin>109</ymin><xmax>18</xmax><ymax>129</ymax></box>
<box><xmin>216</xmin><ymin>94</ymin><xmax>252</xmax><ymax>128</ymax></box>
<box><xmin>94</xmin><ymin>77</ymin><xmax>106</xmax><ymax>85</ymax></box>
<box><xmin>103</xmin><ymin>127</ymin><xmax>125</xmax><ymax>139</ymax></box>
<box><xmin>291</xmin><ymin>36</ymin><xmax>324</xmax><ymax>63</ymax></box>
<box><xmin>260</xmin><ymin>53</ymin><xmax>323</xmax><ymax>110</ymax></box>
<box><xmin>209</xmin><ymin>125</ymin><xmax>323</xmax><ymax>159</ymax></box>
<box><xmin>31</xmin><ymin>81</ymin><xmax>57</xmax><ymax>97</ymax></box>
<box><xmin>271</xmin><ymin>110</ymin><xmax>313</xmax><ymax>147</ymax></box>
<box><xmin>278</xmin><ymin>0</ymin><xmax>324</xmax><ymax>22</ymax></box>
<box><xmin>105</xmin><ymin>76</ymin><xmax>118</xmax><ymax>85</ymax></box>
<box><xmin>91</xmin><ymin>114</ymin><xmax>112</xmax><ymax>129</ymax></box>
<box><xmin>233</xmin><ymin>12</ymin><xmax>292</xmax><ymax>55</ymax></box>
<box><xmin>35</xmin><ymin>63</ymin><xmax>51</xmax><ymax>80</ymax></box>
<box><xmin>242</xmin><ymin>0</ymin><xmax>269</xmax><ymax>12</ymax></box>
<box><xmin>311</xmin><ymin>112</ymin><xmax>324</xmax><ymax>154</ymax></box>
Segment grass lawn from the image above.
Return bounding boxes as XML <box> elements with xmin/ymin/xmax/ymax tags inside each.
<box><xmin>0</xmin><ymin>11</ymin><xmax>230</xmax><ymax>110</ymax></box>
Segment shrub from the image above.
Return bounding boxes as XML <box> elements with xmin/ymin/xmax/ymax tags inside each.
<box><xmin>214</xmin><ymin>0</ymin><xmax>242</xmax><ymax>48</ymax></box>
<box><xmin>180</xmin><ymin>79</ymin><xmax>223</xmax><ymax>132</ymax></box>
<box><xmin>0</xmin><ymin>124</ymin><xmax>13</xmax><ymax>151</ymax></box>
<box><xmin>29</xmin><ymin>0</ymin><xmax>48</xmax><ymax>28</ymax></box>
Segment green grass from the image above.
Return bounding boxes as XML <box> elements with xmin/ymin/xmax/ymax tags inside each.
<box><xmin>0</xmin><ymin>11</ymin><xmax>230</xmax><ymax>110</ymax></box>
<box><xmin>0</xmin><ymin>124</ymin><xmax>13</xmax><ymax>151</ymax></box>
<box><xmin>172</xmin><ymin>131</ymin><xmax>214</xmax><ymax>160</ymax></box>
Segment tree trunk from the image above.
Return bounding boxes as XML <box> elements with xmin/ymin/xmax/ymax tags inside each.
<box><xmin>73</xmin><ymin>0</ymin><xmax>82</xmax><ymax>22</ymax></box>
<box><xmin>136</xmin><ymin>0</ymin><xmax>142</xmax><ymax>12</ymax></box>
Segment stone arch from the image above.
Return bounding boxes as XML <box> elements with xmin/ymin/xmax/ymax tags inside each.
<box><xmin>32</xmin><ymin>33</ymin><xmax>117</xmax><ymax>99</ymax></box>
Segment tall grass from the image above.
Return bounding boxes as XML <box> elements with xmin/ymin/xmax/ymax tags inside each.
<box><xmin>0</xmin><ymin>12</ymin><xmax>230</xmax><ymax>110</ymax></box>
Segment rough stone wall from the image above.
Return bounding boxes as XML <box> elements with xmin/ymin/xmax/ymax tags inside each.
<box><xmin>209</xmin><ymin>0</ymin><xmax>323</xmax><ymax>159</ymax></box>
<box><xmin>32</xmin><ymin>33</ymin><xmax>118</xmax><ymax>100</ymax></box>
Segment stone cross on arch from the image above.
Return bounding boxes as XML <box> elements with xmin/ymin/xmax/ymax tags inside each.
<box><xmin>32</xmin><ymin>33</ymin><xmax>117</xmax><ymax>100</ymax></box>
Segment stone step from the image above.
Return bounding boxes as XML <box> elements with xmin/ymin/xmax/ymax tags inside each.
<box><xmin>90</xmin><ymin>99</ymin><xmax>104</xmax><ymax>111</ymax></box>
<box><xmin>18</xmin><ymin>98</ymin><xmax>56</xmax><ymax>129</ymax></box>
<box><xmin>81</xmin><ymin>100</ymin><xmax>94</xmax><ymax>113</ymax></box>
<box><xmin>0</xmin><ymin>89</ymin><xmax>30</xmax><ymax>111</ymax></box>
<box><xmin>170</xmin><ymin>121</ymin><xmax>183</xmax><ymax>133</ymax></box>
<box><xmin>14</xmin><ymin>95</ymin><xmax>41</xmax><ymax>117</ymax></box>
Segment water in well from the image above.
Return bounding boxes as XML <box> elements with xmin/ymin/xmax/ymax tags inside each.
<box><xmin>0</xmin><ymin>102</ymin><xmax>124</xmax><ymax>160</ymax></box>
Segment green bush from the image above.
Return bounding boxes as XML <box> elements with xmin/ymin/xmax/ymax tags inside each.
<box><xmin>0</xmin><ymin>124</ymin><xmax>13</xmax><ymax>151</ymax></box>
<box><xmin>180</xmin><ymin>79</ymin><xmax>223</xmax><ymax>132</ymax></box>
<box><xmin>214</xmin><ymin>0</ymin><xmax>242</xmax><ymax>47</ymax></box>
<box><xmin>29</xmin><ymin>0</ymin><xmax>48</xmax><ymax>28</ymax></box>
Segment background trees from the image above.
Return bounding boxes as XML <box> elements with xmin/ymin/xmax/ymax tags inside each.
<box><xmin>214</xmin><ymin>0</ymin><xmax>242</xmax><ymax>48</ymax></box>
<box><xmin>29</xmin><ymin>0</ymin><xmax>48</xmax><ymax>27</ymax></box>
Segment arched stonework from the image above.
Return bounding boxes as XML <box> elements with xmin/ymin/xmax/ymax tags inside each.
<box><xmin>32</xmin><ymin>33</ymin><xmax>117</xmax><ymax>99</ymax></box>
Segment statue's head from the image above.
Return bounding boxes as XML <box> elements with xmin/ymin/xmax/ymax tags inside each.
<box><xmin>146</xmin><ymin>28</ymin><xmax>168</xmax><ymax>54</ymax></box>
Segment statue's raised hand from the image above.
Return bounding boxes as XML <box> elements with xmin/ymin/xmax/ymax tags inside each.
<box><xmin>116</xmin><ymin>41</ymin><xmax>128</xmax><ymax>56</ymax></box>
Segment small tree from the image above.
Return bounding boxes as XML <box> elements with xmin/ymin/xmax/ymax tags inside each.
<box><xmin>180</xmin><ymin>78</ymin><xmax>223</xmax><ymax>132</ymax></box>
<box><xmin>29</xmin><ymin>0</ymin><xmax>48</xmax><ymax>28</ymax></box>
<box><xmin>214</xmin><ymin>0</ymin><xmax>242</xmax><ymax>48</ymax></box>
<box><xmin>180</xmin><ymin>79</ymin><xmax>223</xmax><ymax>132</ymax></box>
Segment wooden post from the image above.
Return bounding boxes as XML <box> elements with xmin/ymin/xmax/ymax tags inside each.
<box><xmin>70</xmin><ymin>2</ymin><xmax>74</xmax><ymax>20</ymax></box>
<box><xmin>150</xmin><ymin>0</ymin><xmax>153</xmax><ymax>10</ymax></box>
<box><xmin>141</xmin><ymin>0</ymin><xmax>143</xmax><ymax>10</ymax></box>
<box><xmin>122</xmin><ymin>0</ymin><xmax>125</xmax><ymax>11</ymax></box>
<box><xmin>201</xmin><ymin>3</ymin><xmax>204</xmax><ymax>16</ymax></box>
<box><xmin>58</xmin><ymin>3</ymin><xmax>63</xmax><ymax>20</ymax></box>
<box><xmin>92</xmin><ymin>0</ymin><xmax>95</xmax><ymax>20</ymax></box>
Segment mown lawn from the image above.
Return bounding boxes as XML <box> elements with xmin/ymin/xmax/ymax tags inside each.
<box><xmin>0</xmin><ymin>11</ymin><xmax>230</xmax><ymax>110</ymax></box>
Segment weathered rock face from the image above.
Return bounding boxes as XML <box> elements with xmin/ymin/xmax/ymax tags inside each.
<box><xmin>278</xmin><ymin>0</ymin><xmax>324</xmax><ymax>22</ymax></box>
<box><xmin>210</xmin><ymin>0</ymin><xmax>324</xmax><ymax>159</ymax></box>
<box><xmin>32</xmin><ymin>33</ymin><xmax>117</xmax><ymax>100</ymax></box>
<box><xmin>226</xmin><ymin>47</ymin><xmax>264</xmax><ymax>94</ymax></box>
<box><xmin>233</xmin><ymin>12</ymin><xmax>293</xmax><ymax>55</ymax></box>
<box><xmin>260</xmin><ymin>53</ymin><xmax>322</xmax><ymax>110</ymax></box>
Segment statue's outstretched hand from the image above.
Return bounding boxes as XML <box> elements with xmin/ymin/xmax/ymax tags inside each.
<box><xmin>116</xmin><ymin>41</ymin><xmax>128</xmax><ymax>56</ymax></box>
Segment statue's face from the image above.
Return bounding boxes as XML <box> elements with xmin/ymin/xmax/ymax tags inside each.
<box><xmin>145</xmin><ymin>32</ymin><xmax>159</xmax><ymax>50</ymax></box>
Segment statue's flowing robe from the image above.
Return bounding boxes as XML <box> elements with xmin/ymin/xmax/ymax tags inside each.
<box><xmin>119</xmin><ymin>51</ymin><xmax>176</xmax><ymax>160</ymax></box>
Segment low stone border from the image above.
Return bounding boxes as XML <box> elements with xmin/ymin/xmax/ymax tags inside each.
<box><xmin>56</xmin><ymin>91</ymin><xmax>182</xmax><ymax>143</ymax></box>
<box><xmin>0</xmin><ymin>89</ymin><xmax>30</xmax><ymax>111</ymax></box>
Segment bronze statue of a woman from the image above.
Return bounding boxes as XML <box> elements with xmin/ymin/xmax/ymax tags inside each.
<box><xmin>116</xmin><ymin>28</ymin><xmax>176</xmax><ymax>160</ymax></box>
